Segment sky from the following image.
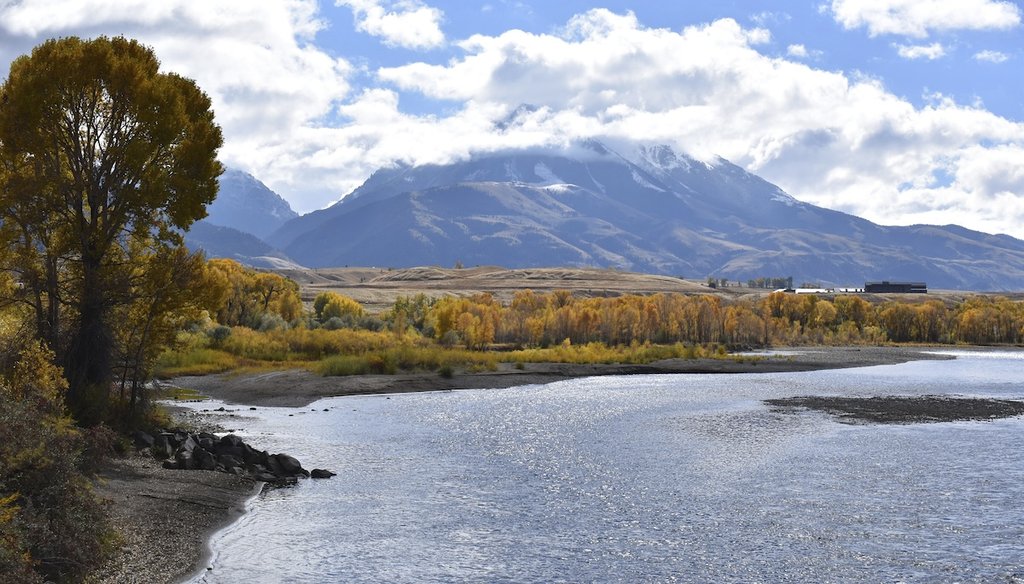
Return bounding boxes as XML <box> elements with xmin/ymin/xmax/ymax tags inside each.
<box><xmin>1</xmin><ymin>0</ymin><xmax>1023</xmax><ymax>237</ymax></box>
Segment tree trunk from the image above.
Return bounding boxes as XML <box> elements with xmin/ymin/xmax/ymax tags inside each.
<box><xmin>65</xmin><ymin>260</ymin><xmax>113</xmax><ymax>426</ymax></box>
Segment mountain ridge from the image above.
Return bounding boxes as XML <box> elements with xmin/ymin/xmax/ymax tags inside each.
<box><xmin>266</xmin><ymin>142</ymin><xmax>1024</xmax><ymax>291</ymax></box>
<box><xmin>207</xmin><ymin>169</ymin><xmax>299</xmax><ymax>239</ymax></box>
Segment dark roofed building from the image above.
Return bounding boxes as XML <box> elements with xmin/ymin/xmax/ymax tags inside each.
<box><xmin>864</xmin><ymin>281</ymin><xmax>927</xmax><ymax>293</ymax></box>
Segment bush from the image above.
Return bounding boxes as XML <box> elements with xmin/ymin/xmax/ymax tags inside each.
<box><xmin>323</xmin><ymin>316</ymin><xmax>347</xmax><ymax>331</ymax></box>
<box><xmin>0</xmin><ymin>343</ymin><xmax>114</xmax><ymax>582</ymax></box>
<box><xmin>257</xmin><ymin>313</ymin><xmax>289</xmax><ymax>332</ymax></box>
<box><xmin>440</xmin><ymin>330</ymin><xmax>461</xmax><ymax>348</ymax></box>
<box><xmin>207</xmin><ymin>325</ymin><xmax>232</xmax><ymax>344</ymax></box>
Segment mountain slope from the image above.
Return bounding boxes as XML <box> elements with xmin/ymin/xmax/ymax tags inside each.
<box><xmin>185</xmin><ymin>220</ymin><xmax>303</xmax><ymax>270</ymax></box>
<box><xmin>268</xmin><ymin>142</ymin><xmax>1024</xmax><ymax>290</ymax></box>
<box><xmin>208</xmin><ymin>169</ymin><xmax>298</xmax><ymax>239</ymax></box>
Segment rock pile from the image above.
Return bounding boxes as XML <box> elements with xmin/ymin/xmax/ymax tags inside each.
<box><xmin>132</xmin><ymin>429</ymin><xmax>336</xmax><ymax>485</ymax></box>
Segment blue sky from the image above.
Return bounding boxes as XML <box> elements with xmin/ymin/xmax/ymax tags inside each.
<box><xmin>1</xmin><ymin>0</ymin><xmax>1022</xmax><ymax>237</ymax></box>
<box><xmin>323</xmin><ymin>1</ymin><xmax>1022</xmax><ymax>119</ymax></box>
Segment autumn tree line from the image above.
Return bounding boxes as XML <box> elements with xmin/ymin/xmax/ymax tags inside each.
<box><xmin>190</xmin><ymin>271</ymin><xmax>1024</xmax><ymax>353</ymax></box>
<box><xmin>385</xmin><ymin>290</ymin><xmax>1024</xmax><ymax>349</ymax></box>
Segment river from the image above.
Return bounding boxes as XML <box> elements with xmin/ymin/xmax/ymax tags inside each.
<box><xmin>186</xmin><ymin>351</ymin><xmax>1024</xmax><ymax>583</ymax></box>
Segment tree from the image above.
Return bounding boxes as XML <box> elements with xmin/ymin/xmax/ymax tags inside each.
<box><xmin>207</xmin><ymin>259</ymin><xmax>301</xmax><ymax>327</ymax></box>
<box><xmin>0</xmin><ymin>37</ymin><xmax>223</xmax><ymax>424</ymax></box>
<box><xmin>112</xmin><ymin>247</ymin><xmax>225</xmax><ymax>415</ymax></box>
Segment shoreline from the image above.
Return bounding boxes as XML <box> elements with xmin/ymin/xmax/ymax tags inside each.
<box><xmin>91</xmin><ymin>345</ymin><xmax>969</xmax><ymax>583</ymax></box>
<box><xmin>89</xmin><ymin>448</ymin><xmax>259</xmax><ymax>584</ymax></box>
<box><xmin>169</xmin><ymin>345</ymin><xmax>952</xmax><ymax>408</ymax></box>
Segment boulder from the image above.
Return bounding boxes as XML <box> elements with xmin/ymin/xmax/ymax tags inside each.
<box><xmin>174</xmin><ymin>449</ymin><xmax>196</xmax><ymax>470</ymax></box>
<box><xmin>217</xmin><ymin>454</ymin><xmax>244</xmax><ymax>469</ymax></box>
<box><xmin>197</xmin><ymin>432</ymin><xmax>218</xmax><ymax>452</ymax></box>
<box><xmin>132</xmin><ymin>430</ymin><xmax>155</xmax><ymax>450</ymax></box>
<box><xmin>310</xmin><ymin>469</ymin><xmax>336</xmax><ymax>479</ymax></box>
<box><xmin>252</xmin><ymin>471</ymin><xmax>278</xmax><ymax>482</ymax></box>
<box><xmin>152</xmin><ymin>434</ymin><xmax>175</xmax><ymax>460</ymax></box>
<box><xmin>153</xmin><ymin>430</ymin><xmax>320</xmax><ymax>485</ymax></box>
<box><xmin>176</xmin><ymin>435</ymin><xmax>198</xmax><ymax>456</ymax></box>
<box><xmin>218</xmin><ymin>434</ymin><xmax>245</xmax><ymax>449</ymax></box>
<box><xmin>267</xmin><ymin>453</ymin><xmax>305</xmax><ymax>477</ymax></box>
<box><xmin>193</xmin><ymin>447</ymin><xmax>217</xmax><ymax>471</ymax></box>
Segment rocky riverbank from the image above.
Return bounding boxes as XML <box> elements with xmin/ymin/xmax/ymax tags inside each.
<box><xmin>88</xmin><ymin>456</ymin><xmax>256</xmax><ymax>584</ymax></box>
<box><xmin>90</xmin><ymin>417</ymin><xmax>333</xmax><ymax>583</ymax></box>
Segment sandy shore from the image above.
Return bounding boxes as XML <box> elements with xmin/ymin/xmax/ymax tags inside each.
<box><xmin>170</xmin><ymin>346</ymin><xmax>950</xmax><ymax>408</ymax></box>
<box><xmin>90</xmin><ymin>345</ymin><xmax>952</xmax><ymax>583</ymax></box>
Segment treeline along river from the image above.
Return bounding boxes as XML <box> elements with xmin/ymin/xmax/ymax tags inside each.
<box><xmin>187</xmin><ymin>351</ymin><xmax>1024</xmax><ymax>583</ymax></box>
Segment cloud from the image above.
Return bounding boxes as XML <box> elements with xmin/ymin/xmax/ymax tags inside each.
<box><xmin>828</xmin><ymin>0</ymin><xmax>1021</xmax><ymax>38</ymax></box>
<box><xmin>750</xmin><ymin>11</ymin><xmax>791</xmax><ymax>27</ymax></box>
<box><xmin>974</xmin><ymin>49</ymin><xmax>1010</xmax><ymax>63</ymax></box>
<box><xmin>895</xmin><ymin>42</ymin><xmax>946</xmax><ymax>60</ymax></box>
<box><xmin>3</xmin><ymin>4</ymin><xmax>1023</xmax><ymax>238</ymax></box>
<box><xmin>0</xmin><ymin>0</ymin><xmax>352</xmax><ymax>213</ymax></box>
<box><xmin>786</xmin><ymin>44</ymin><xmax>823</xmax><ymax>59</ymax></box>
<box><xmin>377</xmin><ymin>9</ymin><xmax>1024</xmax><ymax>236</ymax></box>
<box><xmin>787</xmin><ymin>44</ymin><xmax>809</xmax><ymax>58</ymax></box>
<box><xmin>336</xmin><ymin>0</ymin><xmax>445</xmax><ymax>50</ymax></box>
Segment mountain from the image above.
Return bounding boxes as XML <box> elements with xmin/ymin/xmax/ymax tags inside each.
<box><xmin>207</xmin><ymin>169</ymin><xmax>298</xmax><ymax>239</ymax></box>
<box><xmin>185</xmin><ymin>220</ymin><xmax>303</xmax><ymax>271</ymax></box>
<box><xmin>266</xmin><ymin>141</ymin><xmax>1024</xmax><ymax>291</ymax></box>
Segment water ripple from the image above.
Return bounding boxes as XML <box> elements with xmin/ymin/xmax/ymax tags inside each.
<box><xmin>190</xmin><ymin>352</ymin><xmax>1024</xmax><ymax>583</ymax></box>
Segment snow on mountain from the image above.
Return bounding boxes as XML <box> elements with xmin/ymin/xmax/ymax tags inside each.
<box><xmin>206</xmin><ymin>169</ymin><xmax>299</xmax><ymax>239</ymax></box>
<box><xmin>264</xmin><ymin>141</ymin><xmax>1024</xmax><ymax>290</ymax></box>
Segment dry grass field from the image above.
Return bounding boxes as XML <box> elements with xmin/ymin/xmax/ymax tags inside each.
<box><xmin>276</xmin><ymin>266</ymin><xmax>727</xmax><ymax>313</ymax></box>
<box><xmin>271</xmin><ymin>265</ymin><xmax>1020</xmax><ymax>314</ymax></box>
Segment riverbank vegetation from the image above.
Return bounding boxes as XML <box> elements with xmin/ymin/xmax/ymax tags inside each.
<box><xmin>156</xmin><ymin>263</ymin><xmax>1024</xmax><ymax>380</ymax></box>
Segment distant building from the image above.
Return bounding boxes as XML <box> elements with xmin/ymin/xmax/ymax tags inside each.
<box><xmin>864</xmin><ymin>281</ymin><xmax>927</xmax><ymax>294</ymax></box>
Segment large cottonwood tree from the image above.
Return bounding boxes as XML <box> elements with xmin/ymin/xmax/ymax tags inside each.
<box><xmin>0</xmin><ymin>37</ymin><xmax>222</xmax><ymax>424</ymax></box>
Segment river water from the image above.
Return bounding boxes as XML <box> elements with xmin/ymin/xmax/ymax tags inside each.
<box><xmin>186</xmin><ymin>351</ymin><xmax>1024</xmax><ymax>583</ymax></box>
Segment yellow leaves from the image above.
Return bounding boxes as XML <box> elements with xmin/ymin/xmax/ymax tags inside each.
<box><xmin>315</xmin><ymin>292</ymin><xmax>364</xmax><ymax>322</ymax></box>
<box><xmin>207</xmin><ymin>259</ymin><xmax>302</xmax><ymax>327</ymax></box>
<box><xmin>4</xmin><ymin>342</ymin><xmax>67</xmax><ymax>408</ymax></box>
<box><xmin>0</xmin><ymin>493</ymin><xmax>19</xmax><ymax>525</ymax></box>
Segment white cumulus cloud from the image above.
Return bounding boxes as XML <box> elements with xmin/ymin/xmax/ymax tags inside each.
<box><xmin>3</xmin><ymin>4</ymin><xmax>1024</xmax><ymax>238</ymax></box>
<box><xmin>786</xmin><ymin>44</ymin><xmax>823</xmax><ymax>59</ymax></box>
<box><xmin>0</xmin><ymin>0</ymin><xmax>355</xmax><ymax>214</ymax></box>
<box><xmin>974</xmin><ymin>49</ymin><xmax>1010</xmax><ymax>63</ymax></box>
<box><xmin>336</xmin><ymin>0</ymin><xmax>445</xmax><ymax>50</ymax></box>
<box><xmin>829</xmin><ymin>0</ymin><xmax>1021</xmax><ymax>38</ymax></box>
<box><xmin>787</xmin><ymin>44</ymin><xmax>809</xmax><ymax>58</ymax></box>
<box><xmin>377</xmin><ymin>9</ymin><xmax>1024</xmax><ymax>236</ymax></box>
<box><xmin>895</xmin><ymin>42</ymin><xmax>946</xmax><ymax>59</ymax></box>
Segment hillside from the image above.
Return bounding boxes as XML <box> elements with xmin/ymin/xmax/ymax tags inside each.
<box><xmin>267</xmin><ymin>142</ymin><xmax>1024</xmax><ymax>291</ymax></box>
<box><xmin>208</xmin><ymin>169</ymin><xmax>298</xmax><ymax>239</ymax></box>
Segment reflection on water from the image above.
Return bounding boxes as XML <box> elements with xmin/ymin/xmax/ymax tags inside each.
<box><xmin>188</xmin><ymin>353</ymin><xmax>1024</xmax><ymax>583</ymax></box>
